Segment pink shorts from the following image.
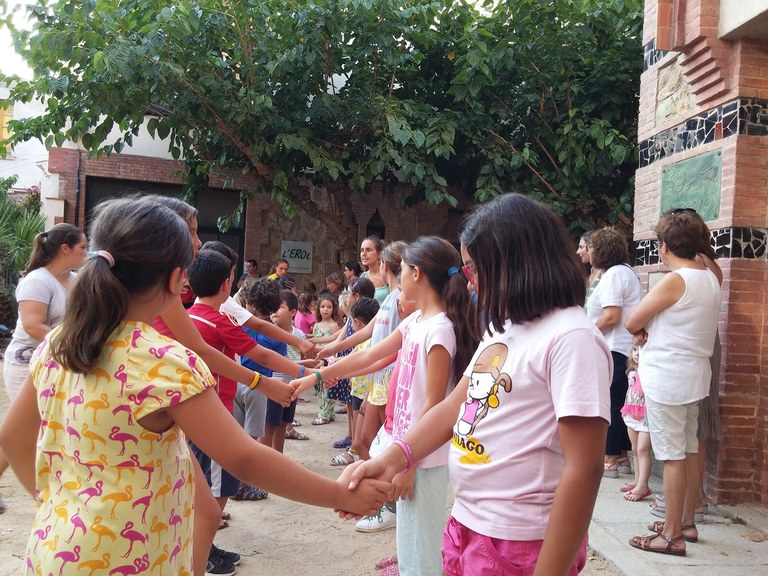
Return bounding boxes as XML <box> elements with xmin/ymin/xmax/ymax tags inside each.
<box><xmin>442</xmin><ymin>516</ymin><xmax>587</xmax><ymax>576</ymax></box>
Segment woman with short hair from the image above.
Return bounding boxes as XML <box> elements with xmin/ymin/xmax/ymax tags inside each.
<box><xmin>585</xmin><ymin>227</ymin><xmax>643</xmax><ymax>478</ymax></box>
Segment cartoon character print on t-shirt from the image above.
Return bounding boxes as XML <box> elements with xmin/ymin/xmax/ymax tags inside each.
<box><xmin>452</xmin><ymin>343</ymin><xmax>512</xmax><ymax>464</ymax></box>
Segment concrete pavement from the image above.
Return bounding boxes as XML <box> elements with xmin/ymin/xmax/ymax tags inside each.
<box><xmin>589</xmin><ymin>473</ymin><xmax>768</xmax><ymax>575</ymax></box>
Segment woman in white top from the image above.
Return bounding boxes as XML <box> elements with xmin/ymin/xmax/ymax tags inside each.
<box><xmin>585</xmin><ymin>228</ymin><xmax>643</xmax><ymax>477</ymax></box>
<box><xmin>625</xmin><ymin>210</ymin><xmax>721</xmax><ymax>556</ymax></box>
<box><xmin>1</xmin><ymin>223</ymin><xmax>87</xmax><ymax>513</ymax></box>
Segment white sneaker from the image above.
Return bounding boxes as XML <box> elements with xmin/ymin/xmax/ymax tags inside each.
<box><xmin>355</xmin><ymin>507</ymin><xmax>396</xmax><ymax>533</ymax></box>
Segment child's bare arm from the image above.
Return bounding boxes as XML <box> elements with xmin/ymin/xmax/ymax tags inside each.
<box><xmin>161</xmin><ymin>298</ymin><xmax>257</xmax><ymax>383</ymax></box>
<box><xmin>245</xmin><ymin>345</ymin><xmax>302</xmax><ymax>378</ymax></box>
<box><xmin>346</xmin><ymin>377</ymin><xmax>469</xmax><ymax>491</ymax></box>
<box><xmin>291</xmin><ymin>329</ymin><xmax>403</xmax><ymax>398</ymax></box>
<box><xmin>317</xmin><ymin>318</ymin><xmax>374</xmax><ymax>359</ymax></box>
<box><xmin>0</xmin><ymin>375</ymin><xmax>40</xmax><ymax>496</ymax></box>
<box><xmin>534</xmin><ymin>416</ymin><xmax>606</xmax><ymax>576</ymax></box>
<box><xmin>168</xmin><ymin>388</ymin><xmax>389</xmax><ymax>516</ymax></box>
<box><xmin>244</xmin><ymin>315</ymin><xmax>316</xmax><ymax>358</ymax></box>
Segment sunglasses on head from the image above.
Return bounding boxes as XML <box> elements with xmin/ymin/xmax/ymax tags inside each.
<box><xmin>672</xmin><ymin>208</ymin><xmax>698</xmax><ymax>215</ymax></box>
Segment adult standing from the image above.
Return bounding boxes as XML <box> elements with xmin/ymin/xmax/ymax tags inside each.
<box><xmin>359</xmin><ymin>236</ymin><xmax>389</xmax><ymax>304</ymax></box>
<box><xmin>237</xmin><ymin>258</ymin><xmax>259</xmax><ymax>289</ymax></box>
<box><xmin>585</xmin><ymin>228</ymin><xmax>643</xmax><ymax>477</ymax></box>
<box><xmin>343</xmin><ymin>260</ymin><xmax>362</xmax><ymax>282</ymax></box>
<box><xmin>0</xmin><ymin>223</ymin><xmax>87</xmax><ymax>513</ymax></box>
<box><xmin>578</xmin><ymin>230</ymin><xmax>602</xmax><ymax>299</ymax></box>
<box><xmin>267</xmin><ymin>258</ymin><xmax>289</xmax><ymax>280</ymax></box>
<box><xmin>626</xmin><ymin>210</ymin><xmax>721</xmax><ymax>555</ymax></box>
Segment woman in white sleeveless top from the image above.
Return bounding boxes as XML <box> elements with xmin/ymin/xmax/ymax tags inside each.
<box><xmin>625</xmin><ymin>210</ymin><xmax>721</xmax><ymax>556</ymax></box>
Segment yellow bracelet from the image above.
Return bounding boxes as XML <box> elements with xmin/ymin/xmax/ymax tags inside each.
<box><xmin>249</xmin><ymin>371</ymin><xmax>262</xmax><ymax>390</ymax></box>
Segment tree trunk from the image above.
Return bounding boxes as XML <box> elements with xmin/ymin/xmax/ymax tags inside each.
<box><xmin>287</xmin><ymin>180</ymin><xmax>359</xmax><ymax>267</ymax></box>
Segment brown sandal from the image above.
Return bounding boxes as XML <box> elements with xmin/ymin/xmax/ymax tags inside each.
<box><xmin>629</xmin><ymin>533</ymin><xmax>686</xmax><ymax>556</ymax></box>
<box><xmin>647</xmin><ymin>521</ymin><xmax>698</xmax><ymax>543</ymax></box>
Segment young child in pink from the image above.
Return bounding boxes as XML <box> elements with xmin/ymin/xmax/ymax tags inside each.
<box><xmin>620</xmin><ymin>346</ymin><xmax>653</xmax><ymax>502</ymax></box>
<box><xmin>293</xmin><ymin>236</ymin><xmax>478</xmax><ymax>576</ymax></box>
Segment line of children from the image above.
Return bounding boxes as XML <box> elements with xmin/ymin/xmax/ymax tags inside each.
<box><xmin>293</xmin><ymin>236</ymin><xmax>479</xmax><ymax>575</ymax></box>
<box><xmin>0</xmin><ymin>197</ymin><xmax>389</xmax><ymax>576</ymax></box>
<box><xmin>331</xmin><ymin>296</ymin><xmax>380</xmax><ymax>466</ymax></box>
<box><xmin>325</xmin><ymin>277</ymin><xmax>376</xmax><ymax>453</ymax></box>
<box><xmin>342</xmin><ymin>194</ymin><xmax>611</xmax><ymax>576</ymax></box>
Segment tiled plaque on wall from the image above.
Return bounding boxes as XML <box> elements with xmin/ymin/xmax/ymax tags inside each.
<box><xmin>660</xmin><ymin>150</ymin><xmax>722</xmax><ymax>221</ymax></box>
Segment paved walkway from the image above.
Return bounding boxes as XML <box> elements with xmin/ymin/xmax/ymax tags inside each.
<box><xmin>590</xmin><ymin>473</ymin><xmax>768</xmax><ymax>575</ymax></box>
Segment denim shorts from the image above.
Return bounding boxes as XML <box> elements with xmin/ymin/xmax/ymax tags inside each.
<box><xmin>442</xmin><ymin>516</ymin><xmax>587</xmax><ymax>576</ymax></box>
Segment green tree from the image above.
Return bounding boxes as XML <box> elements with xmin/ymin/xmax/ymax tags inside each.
<box><xmin>0</xmin><ymin>175</ymin><xmax>46</xmax><ymax>325</ymax></box>
<box><xmin>1</xmin><ymin>0</ymin><xmax>642</xmax><ymax>255</ymax></box>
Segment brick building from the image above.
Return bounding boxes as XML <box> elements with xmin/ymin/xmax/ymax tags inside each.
<box><xmin>634</xmin><ymin>0</ymin><xmax>768</xmax><ymax>503</ymax></box>
<box><xmin>44</xmin><ymin>146</ymin><xmax>468</xmax><ymax>289</ymax></box>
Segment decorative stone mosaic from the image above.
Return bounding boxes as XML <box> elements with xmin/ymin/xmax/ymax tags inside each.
<box><xmin>656</xmin><ymin>61</ymin><xmax>694</xmax><ymax>125</ymax></box>
<box><xmin>634</xmin><ymin>227</ymin><xmax>768</xmax><ymax>265</ymax></box>
<box><xmin>643</xmin><ymin>40</ymin><xmax>664</xmax><ymax>72</ymax></box>
<box><xmin>740</xmin><ymin>99</ymin><xmax>768</xmax><ymax>136</ymax></box>
<box><xmin>660</xmin><ymin>150</ymin><xmax>721</xmax><ymax>220</ymax></box>
<box><xmin>639</xmin><ymin>99</ymin><xmax>767</xmax><ymax>167</ymax></box>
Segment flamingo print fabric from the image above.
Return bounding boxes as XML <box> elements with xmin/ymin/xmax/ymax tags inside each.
<box><xmin>24</xmin><ymin>321</ymin><xmax>215</xmax><ymax>575</ymax></box>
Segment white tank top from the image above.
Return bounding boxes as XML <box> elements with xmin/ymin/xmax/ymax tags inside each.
<box><xmin>639</xmin><ymin>267</ymin><xmax>721</xmax><ymax>404</ymax></box>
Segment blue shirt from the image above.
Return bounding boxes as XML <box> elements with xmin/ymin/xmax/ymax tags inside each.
<box><xmin>240</xmin><ymin>327</ymin><xmax>287</xmax><ymax>376</ymax></box>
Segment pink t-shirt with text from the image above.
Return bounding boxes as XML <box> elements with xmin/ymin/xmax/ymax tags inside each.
<box><xmin>449</xmin><ymin>306</ymin><xmax>611</xmax><ymax>541</ymax></box>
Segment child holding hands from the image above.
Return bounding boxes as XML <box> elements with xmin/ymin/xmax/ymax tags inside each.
<box><xmin>0</xmin><ymin>197</ymin><xmax>388</xmax><ymax>576</ymax></box>
<box><xmin>293</xmin><ymin>236</ymin><xmax>478</xmax><ymax>575</ymax></box>
<box><xmin>343</xmin><ymin>194</ymin><xmax>611</xmax><ymax>576</ymax></box>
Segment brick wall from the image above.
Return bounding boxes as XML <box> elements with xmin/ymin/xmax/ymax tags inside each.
<box><xmin>48</xmin><ymin>148</ymin><xmax>463</xmax><ymax>288</ymax></box>
<box><xmin>636</xmin><ymin>0</ymin><xmax>768</xmax><ymax>503</ymax></box>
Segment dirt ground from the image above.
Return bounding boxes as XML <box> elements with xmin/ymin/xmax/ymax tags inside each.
<box><xmin>0</xmin><ymin>359</ymin><xmax>620</xmax><ymax>575</ymax></box>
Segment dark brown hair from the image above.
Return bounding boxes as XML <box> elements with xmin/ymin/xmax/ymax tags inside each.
<box><xmin>315</xmin><ymin>292</ymin><xmax>343</xmax><ymax>327</ymax></box>
<box><xmin>589</xmin><ymin>228</ymin><xmax>630</xmax><ymax>269</ymax></box>
<box><xmin>24</xmin><ymin>223</ymin><xmax>84</xmax><ymax>275</ymax></box>
<box><xmin>51</xmin><ymin>198</ymin><xmax>193</xmax><ymax>373</ymax></box>
<box><xmin>459</xmin><ymin>193</ymin><xmax>586</xmax><ymax>333</ymax></box>
<box><xmin>655</xmin><ymin>210</ymin><xmax>708</xmax><ymax>260</ymax></box>
<box><xmin>403</xmin><ymin>236</ymin><xmax>479</xmax><ymax>380</ymax></box>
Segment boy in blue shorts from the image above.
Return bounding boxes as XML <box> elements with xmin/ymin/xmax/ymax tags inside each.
<box><xmin>267</xmin><ymin>290</ymin><xmax>310</xmax><ymax>452</ymax></box>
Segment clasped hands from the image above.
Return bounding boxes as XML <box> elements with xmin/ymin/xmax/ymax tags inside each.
<box><xmin>333</xmin><ymin>447</ymin><xmax>415</xmax><ymax>520</ymax></box>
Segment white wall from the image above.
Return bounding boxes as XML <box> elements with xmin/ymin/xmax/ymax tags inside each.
<box><xmin>0</xmin><ymin>85</ymin><xmax>48</xmax><ymax>191</ymax></box>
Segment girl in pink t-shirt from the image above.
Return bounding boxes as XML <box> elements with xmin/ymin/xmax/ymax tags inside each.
<box><xmin>347</xmin><ymin>193</ymin><xmax>612</xmax><ymax>576</ymax></box>
<box><xmin>292</xmin><ymin>236</ymin><xmax>478</xmax><ymax>575</ymax></box>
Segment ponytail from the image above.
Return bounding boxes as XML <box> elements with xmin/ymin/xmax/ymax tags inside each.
<box><xmin>51</xmin><ymin>198</ymin><xmax>194</xmax><ymax>373</ymax></box>
<box><xmin>403</xmin><ymin>237</ymin><xmax>479</xmax><ymax>382</ymax></box>
<box><xmin>24</xmin><ymin>223</ymin><xmax>83</xmax><ymax>275</ymax></box>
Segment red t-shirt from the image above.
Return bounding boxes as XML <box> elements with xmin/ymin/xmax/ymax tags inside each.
<box><xmin>186</xmin><ymin>302</ymin><xmax>258</xmax><ymax>412</ymax></box>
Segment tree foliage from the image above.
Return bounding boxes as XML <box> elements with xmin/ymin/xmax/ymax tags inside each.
<box><xmin>0</xmin><ymin>0</ymin><xmax>642</xmax><ymax>252</ymax></box>
<box><xmin>0</xmin><ymin>175</ymin><xmax>46</xmax><ymax>325</ymax></box>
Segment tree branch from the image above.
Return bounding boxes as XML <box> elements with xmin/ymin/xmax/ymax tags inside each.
<box><xmin>484</xmin><ymin>128</ymin><xmax>561</xmax><ymax>198</ymax></box>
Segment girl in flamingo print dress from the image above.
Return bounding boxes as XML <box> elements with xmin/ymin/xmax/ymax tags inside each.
<box><xmin>0</xmin><ymin>197</ymin><xmax>388</xmax><ymax>576</ymax></box>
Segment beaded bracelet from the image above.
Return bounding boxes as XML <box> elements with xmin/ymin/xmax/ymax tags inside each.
<box><xmin>393</xmin><ymin>439</ymin><xmax>414</xmax><ymax>473</ymax></box>
<box><xmin>249</xmin><ymin>371</ymin><xmax>262</xmax><ymax>390</ymax></box>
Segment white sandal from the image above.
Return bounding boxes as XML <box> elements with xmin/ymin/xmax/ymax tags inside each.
<box><xmin>330</xmin><ymin>451</ymin><xmax>359</xmax><ymax>466</ymax></box>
